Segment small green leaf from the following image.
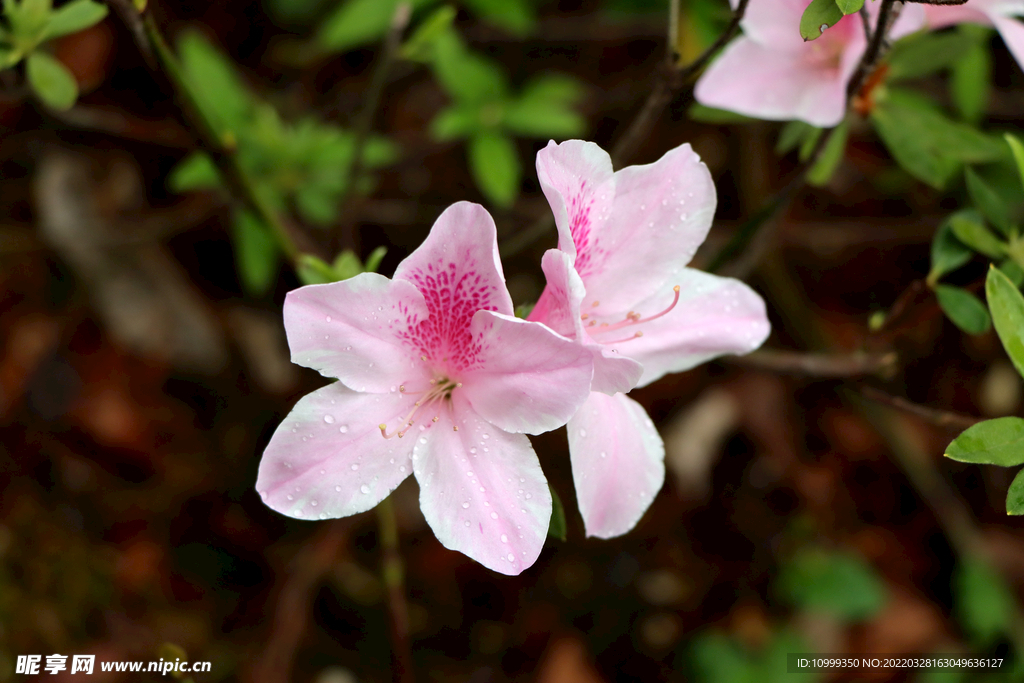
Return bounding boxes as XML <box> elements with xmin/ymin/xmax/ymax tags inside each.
<box><xmin>947</xmin><ymin>210</ymin><xmax>1006</xmax><ymax>259</ymax></box>
<box><xmin>548</xmin><ymin>484</ymin><xmax>566</xmax><ymax>541</ymax></box>
<box><xmin>799</xmin><ymin>0</ymin><xmax>844</xmax><ymax>41</ymax></box>
<box><xmin>966</xmin><ymin>166</ymin><xmax>1013</xmax><ymax>235</ymax></box>
<box><xmin>296</xmin><ymin>254</ymin><xmax>338</xmax><ymax>285</ymax></box>
<box><xmin>316</xmin><ymin>0</ymin><xmax>397</xmax><ymax>52</ymax></box>
<box><xmin>775</xmin><ymin>120</ymin><xmax>816</xmax><ymax>155</ymax></box>
<box><xmin>43</xmin><ymin>0</ymin><xmax>107</xmax><ymax>40</ymax></box>
<box><xmin>1007</xmin><ymin>468</ymin><xmax>1024</xmax><ymax>515</ymax></box>
<box><xmin>232</xmin><ymin>211</ymin><xmax>279</xmax><ymax>296</ymax></box>
<box><xmin>294</xmin><ymin>184</ymin><xmax>338</xmax><ymax>225</ymax></box>
<box><xmin>1005</xmin><ymin>133</ymin><xmax>1024</xmax><ymax>193</ymax></box>
<box><xmin>886</xmin><ymin>31</ymin><xmax>973</xmax><ymax>81</ymax></box>
<box><xmin>777</xmin><ymin>547</ymin><xmax>886</xmax><ymax>621</ymax></box>
<box><xmin>946</xmin><ymin>417</ymin><xmax>1024</xmax><ymax>466</ymax></box>
<box><xmin>798</xmin><ymin>126</ymin><xmax>823</xmax><ymax>162</ymax></box>
<box><xmin>955</xmin><ymin>559</ymin><xmax>1013</xmax><ymax>646</ymax></box>
<box><xmin>400</xmin><ymin>4</ymin><xmax>456</xmax><ymax>62</ymax></box>
<box><xmin>1000</xmin><ymin>258</ymin><xmax>1024</xmax><ymax>287</ymax></box>
<box><xmin>987</xmin><ymin>265</ymin><xmax>1024</xmax><ymax>379</ymax></box>
<box><xmin>806</xmin><ymin>119</ymin><xmax>849</xmax><ymax>187</ymax></box>
<box><xmin>928</xmin><ymin>216</ymin><xmax>974</xmax><ymax>285</ymax></box>
<box><xmin>26</xmin><ymin>50</ymin><xmax>77</xmax><ymax>110</ymax></box>
<box><xmin>950</xmin><ymin>37</ymin><xmax>990</xmax><ymax>125</ymax></box>
<box><xmin>514</xmin><ymin>302</ymin><xmax>535</xmax><ymax>319</ymax></box>
<box><xmin>935</xmin><ymin>284</ymin><xmax>992</xmax><ymax>335</ymax></box>
<box><xmin>431</xmin><ymin>31</ymin><xmax>510</xmax><ymax>103</ymax></box>
<box><xmin>167</xmin><ymin>152</ymin><xmax>221</xmax><ymax>192</ymax></box>
<box><xmin>429</xmin><ymin>104</ymin><xmax>480</xmax><ymax>141</ymax></box>
<box><xmin>503</xmin><ymin>99</ymin><xmax>585</xmax><ymax>139</ymax></box>
<box><xmin>461</xmin><ymin>0</ymin><xmax>534</xmax><ymax>35</ymax></box>
<box><xmin>835</xmin><ymin>0</ymin><xmax>863</xmax><ymax>14</ymax></box>
<box><xmin>687</xmin><ymin>104</ymin><xmax>755</xmax><ymax>124</ymax></box>
<box><xmin>363</xmin><ymin>246</ymin><xmax>387</xmax><ymax>273</ymax></box>
<box><xmin>332</xmin><ymin>250</ymin><xmax>363</xmax><ymax>280</ymax></box>
<box><xmin>178</xmin><ymin>31</ymin><xmax>255</xmax><ymax>133</ymax></box>
<box><xmin>468</xmin><ymin>131</ymin><xmax>520</xmax><ymax>208</ymax></box>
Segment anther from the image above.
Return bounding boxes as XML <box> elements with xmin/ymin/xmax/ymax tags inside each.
<box><xmin>591</xmin><ymin>301</ymin><xmax>600</xmax><ymax>307</ymax></box>
<box><xmin>455</xmin><ymin>382</ymin><xmax>462</xmax><ymax>388</ymax></box>
<box><xmin>432</xmin><ymin>416</ymin><xmax>439</xmax><ymax>422</ymax></box>
<box><xmin>581</xmin><ymin>313</ymin><xmax>589</xmax><ymax>320</ymax></box>
<box><xmin>421</xmin><ymin>355</ymin><xmax>427</xmax><ymax>361</ymax></box>
<box><xmin>453</xmin><ymin>426</ymin><xmax>459</xmax><ymax>431</ymax></box>
<box><xmin>399</xmin><ymin>385</ymin><xmax>405</xmax><ymax>392</ymax></box>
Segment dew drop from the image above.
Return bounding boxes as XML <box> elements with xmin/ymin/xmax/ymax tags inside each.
<box><xmin>501</xmin><ymin>534</ymin><xmax>508</xmax><ymax>543</ymax></box>
<box><xmin>419</xmin><ymin>437</ymin><xmax>427</xmax><ymax>444</ymax></box>
<box><xmin>469</xmin><ymin>447</ymin><xmax>477</xmax><ymax>454</ymax></box>
<box><xmin>464</xmin><ymin>520</ymin><xmax>471</xmax><ymax>526</ymax></box>
<box><xmin>326</xmin><ymin>316</ymin><xmax>332</xmax><ymax>322</ymax></box>
<box><xmin>324</xmin><ymin>415</ymin><xmax>335</xmax><ymax>424</ymax></box>
<box><xmin>819</xmin><ymin>23</ymin><xmax>828</xmax><ymax>33</ymax></box>
<box><xmin>339</xmin><ymin>425</ymin><xmax>349</xmax><ymax>433</ymax></box>
<box><xmin>467</xmin><ymin>471</ymin><xmax>474</xmax><ymax>477</ymax></box>
<box><xmin>507</xmin><ymin>553</ymin><xmax>515</xmax><ymax>562</ymax></box>
<box><xmin>335</xmin><ymin>485</ymin><xmax>342</xmax><ymax>492</ymax></box>
<box><xmin>462</xmin><ymin>501</ymin><xmax>470</xmax><ymax>509</ymax></box>
<box><xmin>400</xmin><ymin>465</ymin><xmax>407</xmax><ymax>473</ymax></box>
<box><xmin>311</xmin><ymin>500</ymin><xmax>318</xmax><ymax>507</ymax></box>
<box><xmin>286</xmin><ymin>494</ymin><xmax>293</xmax><ymax>501</ymax></box>
<box><xmin>351</xmin><ymin>464</ymin><xmax>359</xmax><ymax>471</ymax></box>
<box><xmin>490</xmin><ymin>512</ymin><xmax>498</xmax><ymax>519</ymax></box>
<box><xmin>525</xmin><ymin>493</ymin><xmax>532</xmax><ymax>499</ymax></box>
<box><xmin>482</xmin><ymin>433</ymin><xmax>490</xmax><ymax>440</ymax></box>
<box><xmin>579</xmin><ymin>428</ymin><xmax>587</xmax><ymax>437</ymax></box>
<box><xmin>360</xmin><ymin>485</ymin><xmax>370</xmax><ymax>494</ymax></box>
<box><xmin>600</xmin><ymin>451</ymin><xmax>607</xmax><ymax>459</ymax></box>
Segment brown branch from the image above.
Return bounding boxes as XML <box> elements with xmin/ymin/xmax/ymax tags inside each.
<box><xmin>376</xmin><ymin>496</ymin><xmax>415</xmax><ymax>683</ymax></box>
<box><xmin>858</xmin><ymin>386</ymin><xmax>982</xmax><ymax>431</ymax></box>
<box><xmin>726</xmin><ymin>348</ymin><xmax>899</xmax><ymax>379</ymax></box>
<box><xmin>845</xmin><ymin>0</ymin><xmax>898</xmax><ymax>101</ymax></box>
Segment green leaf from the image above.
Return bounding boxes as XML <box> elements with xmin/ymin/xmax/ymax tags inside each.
<box><xmin>928</xmin><ymin>216</ymin><xmax>974</xmax><ymax>285</ymax></box>
<box><xmin>178</xmin><ymin>31</ymin><xmax>255</xmax><ymax>133</ymax></box>
<box><xmin>835</xmin><ymin>0</ymin><xmax>863</xmax><ymax>14</ymax></box>
<box><xmin>400</xmin><ymin>4</ymin><xmax>456</xmax><ymax>62</ymax></box>
<box><xmin>806</xmin><ymin>119</ymin><xmax>849</xmax><ymax>187</ymax></box>
<box><xmin>799</xmin><ymin>0</ymin><xmax>844</xmax><ymax>41</ymax></box>
<box><xmin>966</xmin><ymin>166</ymin><xmax>1013</xmax><ymax>236</ymax></box>
<box><xmin>514</xmin><ymin>301</ymin><xmax>535</xmax><ymax>319</ymax></box>
<box><xmin>687</xmin><ymin>103</ymin><xmax>755</xmax><ymax>124</ymax></box>
<box><xmin>460</xmin><ymin>0</ymin><xmax>534</xmax><ymax>35</ymax></box>
<box><xmin>429</xmin><ymin>104</ymin><xmax>480</xmax><ymax>141</ymax></box>
<box><xmin>776</xmin><ymin>547</ymin><xmax>886</xmax><ymax>621</ymax></box>
<box><xmin>936</xmin><ymin>285</ymin><xmax>991</xmax><ymax>335</ymax></box>
<box><xmin>167</xmin><ymin>152</ymin><xmax>221</xmax><ymax>192</ymax></box>
<box><xmin>5</xmin><ymin>0</ymin><xmax>51</xmax><ymax>41</ymax></box>
<box><xmin>42</xmin><ymin>0</ymin><xmax>107</xmax><ymax>40</ymax></box>
<box><xmin>232</xmin><ymin>211</ymin><xmax>279</xmax><ymax>296</ymax></box>
<box><xmin>1005</xmin><ymin>133</ymin><xmax>1024</xmax><ymax>193</ymax></box>
<box><xmin>886</xmin><ymin>31</ymin><xmax>973</xmax><ymax>81</ymax></box>
<box><xmin>332</xmin><ymin>250</ymin><xmax>363</xmax><ymax>280</ymax></box>
<box><xmin>870</xmin><ymin>88</ymin><xmax>1005</xmax><ymax>189</ymax></box>
<box><xmin>294</xmin><ymin>184</ymin><xmax>338</xmax><ymax>225</ymax></box>
<box><xmin>296</xmin><ymin>254</ymin><xmax>338</xmax><ymax>285</ymax></box>
<box><xmin>468</xmin><ymin>131</ymin><xmax>520</xmax><ymax>208</ymax></box>
<box><xmin>988</xmin><ymin>265</ymin><xmax>1024</xmax><ymax>379</ymax></box>
<box><xmin>503</xmin><ymin>98</ymin><xmax>585</xmax><ymax>138</ymax></box>
<box><xmin>798</xmin><ymin>126</ymin><xmax>823</xmax><ymax>162</ymax></box>
<box><xmin>955</xmin><ymin>559</ymin><xmax>1013</xmax><ymax>646</ymax></box>
<box><xmin>946</xmin><ymin>417</ymin><xmax>1024</xmax><ymax>466</ymax></box>
<box><xmin>947</xmin><ymin>210</ymin><xmax>1006</xmax><ymax>259</ymax></box>
<box><xmin>950</xmin><ymin>38</ymin><xmax>990</xmax><ymax>124</ymax></box>
<box><xmin>317</xmin><ymin>0</ymin><xmax>396</xmax><ymax>52</ymax></box>
<box><xmin>775</xmin><ymin>120</ymin><xmax>816</xmax><ymax>155</ymax></box>
<box><xmin>26</xmin><ymin>51</ymin><xmax>77</xmax><ymax>110</ymax></box>
<box><xmin>431</xmin><ymin>31</ymin><xmax>509</xmax><ymax>103</ymax></box>
<box><xmin>1007</xmin><ymin>468</ymin><xmax>1024</xmax><ymax>514</ymax></box>
<box><xmin>1000</xmin><ymin>258</ymin><xmax>1024</xmax><ymax>287</ymax></box>
<box><xmin>548</xmin><ymin>484</ymin><xmax>566</xmax><ymax>541</ymax></box>
<box><xmin>363</xmin><ymin>246</ymin><xmax>387</xmax><ymax>273</ymax></box>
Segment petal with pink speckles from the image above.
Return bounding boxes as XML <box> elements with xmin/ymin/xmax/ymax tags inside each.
<box><xmin>413</xmin><ymin>395</ymin><xmax>551</xmax><ymax>576</ymax></box>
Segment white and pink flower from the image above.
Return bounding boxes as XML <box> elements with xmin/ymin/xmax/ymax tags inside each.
<box><xmin>926</xmin><ymin>0</ymin><xmax>1024</xmax><ymax>72</ymax></box>
<box><xmin>528</xmin><ymin>140</ymin><xmax>770</xmax><ymax>539</ymax></box>
<box><xmin>256</xmin><ymin>202</ymin><xmax>594</xmax><ymax>575</ymax></box>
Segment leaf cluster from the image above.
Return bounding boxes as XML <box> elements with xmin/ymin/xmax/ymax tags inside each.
<box><xmin>0</xmin><ymin>0</ymin><xmax>108</xmax><ymax>109</ymax></box>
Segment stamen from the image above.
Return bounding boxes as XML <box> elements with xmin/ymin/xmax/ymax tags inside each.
<box><xmin>399</xmin><ymin>385</ymin><xmax>405</xmax><ymax>392</ymax></box>
<box><xmin>453</xmin><ymin>426</ymin><xmax>459</xmax><ymax>431</ymax></box>
<box><xmin>581</xmin><ymin>313</ymin><xmax>589</xmax><ymax>320</ymax></box>
<box><xmin>589</xmin><ymin>286</ymin><xmax>680</xmax><ymax>336</ymax></box>
<box><xmin>432</xmin><ymin>416</ymin><xmax>439</xmax><ymax>422</ymax></box>
<box><xmin>379</xmin><ymin>378</ymin><xmax>460</xmax><ymax>439</ymax></box>
<box><xmin>603</xmin><ymin>331</ymin><xmax>644</xmax><ymax>344</ymax></box>
<box><xmin>591</xmin><ymin>301</ymin><xmax>600</xmax><ymax>307</ymax></box>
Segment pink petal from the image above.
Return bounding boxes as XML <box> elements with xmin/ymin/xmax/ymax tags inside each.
<box><xmin>394</xmin><ymin>201</ymin><xmax>514</xmax><ymax>316</ymax></box>
<box><xmin>925</xmin><ymin>4</ymin><xmax>995</xmax><ymax>27</ymax></box>
<box><xmin>530</xmin><ymin>249</ymin><xmax>643</xmax><ymax>395</ymax></box>
<box><xmin>569</xmin><ymin>392</ymin><xmax>664</xmax><ymax>539</ymax></box>
<box><xmin>460</xmin><ymin>310</ymin><xmax>593</xmax><ymax>434</ymax></box>
<box><xmin>256</xmin><ymin>383</ymin><xmax>414</xmax><ymax>519</ymax></box>
<box><xmin>596</xmin><ymin>269</ymin><xmax>769</xmax><ymax>388</ymax></box>
<box><xmin>695</xmin><ymin>21</ymin><xmax>861</xmax><ymax>127</ymax></box>
<box><xmin>413</xmin><ymin>395</ymin><xmax>551</xmax><ymax>575</ymax></box>
<box><xmin>582</xmin><ymin>143</ymin><xmax>716</xmax><ymax>314</ymax></box>
<box><xmin>742</xmin><ymin>0</ymin><xmax>810</xmax><ymax>48</ymax></box>
<box><xmin>890</xmin><ymin>3</ymin><xmax>927</xmax><ymax>39</ymax></box>
<box><xmin>535</xmin><ymin>140</ymin><xmax>616</xmax><ymax>267</ymax></box>
<box><xmin>285</xmin><ymin>273</ymin><xmax>431</xmax><ymax>393</ymax></box>
<box><xmin>993</xmin><ymin>15</ymin><xmax>1024</xmax><ymax>72</ymax></box>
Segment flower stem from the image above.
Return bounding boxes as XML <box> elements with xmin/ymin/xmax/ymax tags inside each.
<box><xmin>376</xmin><ymin>496</ymin><xmax>415</xmax><ymax>683</ymax></box>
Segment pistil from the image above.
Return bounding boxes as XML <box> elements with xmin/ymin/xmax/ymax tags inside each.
<box><xmin>587</xmin><ymin>285</ymin><xmax>680</xmax><ymax>338</ymax></box>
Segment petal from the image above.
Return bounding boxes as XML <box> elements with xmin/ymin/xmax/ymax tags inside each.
<box><xmin>256</xmin><ymin>383</ymin><xmax>415</xmax><ymax>520</ymax></box>
<box><xmin>993</xmin><ymin>15</ymin><xmax>1024</xmax><ymax>73</ymax></box>
<box><xmin>535</xmin><ymin>140</ymin><xmax>616</xmax><ymax>267</ymax></box>
<box><xmin>284</xmin><ymin>273</ymin><xmax>430</xmax><ymax>393</ymax></box>
<box><xmin>393</xmin><ymin>201</ymin><xmax>514</xmax><ymax>317</ymax></box>
<box><xmin>529</xmin><ymin>249</ymin><xmax>643</xmax><ymax>395</ymax></box>
<box><xmin>889</xmin><ymin>3</ymin><xmax>927</xmax><ymax>39</ymax></box>
<box><xmin>581</xmin><ymin>142</ymin><xmax>716</xmax><ymax>314</ymax></box>
<box><xmin>413</xmin><ymin>396</ymin><xmax>551</xmax><ymax>575</ymax></box>
<box><xmin>461</xmin><ymin>310</ymin><xmax>593</xmax><ymax>434</ymax></box>
<box><xmin>925</xmin><ymin>4</ymin><xmax>996</xmax><ymax>27</ymax></box>
<box><xmin>569</xmin><ymin>392</ymin><xmax>664</xmax><ymax>539</ymax></box>
<box><xmin>695</xmin><ymin>36</ymin><xmax>853</xmax><ymax>127</ymax></box>
<box><xmin>741</xmin><ymin>0</ymin><xmax>810</xmax><ymax>48</ymax></box>
<box><xmin>597</xmin><ymin>269</ymin><xmax>770</xmax><ymax>388</ymax></box>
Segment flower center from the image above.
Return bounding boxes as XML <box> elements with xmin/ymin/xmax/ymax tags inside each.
<box><xmin>583</xmin><ymin>285</ymin><xmax>680</xmax><ymax>344</ymax></box>
<box><xmin>379</xmin><ymin>377</ymin><xmax>461</xmax><ymax>439</ymax></box>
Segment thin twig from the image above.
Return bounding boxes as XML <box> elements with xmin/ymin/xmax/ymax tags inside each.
<box><xmin>858</xmin><ymin>386</ymin><xmax>982</xmax><ymax>431</ymax></box>
<box><xmin>106</xmin><ymin>0</ymin><xmax>304</xmax><ymax>264</ymax></box>
<box><xmin>336</xmin><ymin>2</ymin><xmax>411</xmax><ymax>249</ymax></box>
<box><xmin>845</xmin><ymin>0</ymin><xmax>898</xmax><ymax>101</ymax></box>
<box><xmin>376</xmin><ymin>496</ymin><xmax>415</xmax><ymax>683</ymax></box>
<box><xmin>727</xmin><ymin>348</ymin><xmax>899</xmax><ymax>379</ymax></box>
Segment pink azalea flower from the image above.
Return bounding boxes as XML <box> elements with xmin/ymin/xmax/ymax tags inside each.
<box><xmin>256</xmin><ymin>202</ymin><xmax>594</xmax><ymax>575</ymax></box>
<box><xmin>528</xmin><ymin>140</ymin><xmax>770</xmax><ymax>538</ymax></box>
<box><xmin>694</xmin><ymin>0</ymin><xmax>924</xmax><ymax>127</ymax></box>
<box><xmin>926</xmin><ymin>0</ymin><xmax>1024</xmax><ymax>71</ymax></box>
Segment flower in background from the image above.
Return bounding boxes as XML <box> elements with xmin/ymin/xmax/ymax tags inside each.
<box><xmin>925</xmin><ymin>0</ymin><xmax>1024</xmax><ymax>71</ymax></box>
<box><xmin>528</xmin><ymin>140</ymin><xmax>770</xmax><ymax>538</ymax></box>
<box><xmin>257</xmin><ymin>202</ymin><xmax>594</xmax><ymax>575</ymax></box>
<box><xmin>694</xmin><ymin>0</ymin><xmax>924</xmax><ymax>127</ymax></box>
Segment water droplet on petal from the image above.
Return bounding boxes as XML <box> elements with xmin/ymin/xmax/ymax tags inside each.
<box><xmin>340</xmin><ymin>425</ymin><xmax>349</xmax><ymax>433</ymax></box>
<box><xmin>501</xmin><ymin>534</ymin><xmax>508</xmax><ymax>543</ymax></box>
<box><xmin>579</xmin><ymin>429</ymin><xmax>587</xmax><ymax>437</ymax></box>
<box><xmin>326</xmin><ymin>316</ymin><xmax>332</xmax><ymax>322</ymax></box>
<box><xmin>351</xmin><ymin>464</ymin><xmax>359</xmax><ymax>471</ymax></box>
<box><xmin>335</xmin><ymin>485</ymin><xmax>341</xmax><ymax>492</ymax></box>
<box><xmin>462</xmin><ymin>501</ymin><xmax>470</xmax><ymax>509</ymax></box>
<box><xmin>482</xmin><ymin>433</ymin><xmax>490</xmax><ymax>440</ymax></box>
<box><xmin>324</xmin><ymin>415</ymin><xmax>335</xmax><ymax>424</ymax></box>
<box><xmin>507</xmin><ymin>553</ymin><xmax>515</xmax><ymax>562</ymax></box>
<box><xmin>525</xmin><ymin>493</ymin><xmax>532</xmax><ymax>499</ymax></box>
<box><xmin>286</xmin><ymin>494</ymin><xmax>293</xmax><ymax>501</ymax></box>
<box><xmin>490</xmin><ymin>512</ymin><xmax>498</xmax><ymax>519</ymax></box>
<box><xmin>419</xmin><ymin>437</ymin><xmax>427</xmax><ymax>444</ymax></box>
<box><xmin>600</xmin><ymin>451</ymin><xmax>607</xmax><ymax>458</ymax></box>
<box><xmin>360</xmin><ymin>485</ymin><xmax>370</xmax><ymax>494</ymax></box>
<box><xmin>311</xmin><ymin>500</ymin><xmax>318</xmax><ymax>506</ymax></box>
<box><xmin>469</xmin><ymin>447</ymin><xmax>477</xmax><ymax>454</ymax></box>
